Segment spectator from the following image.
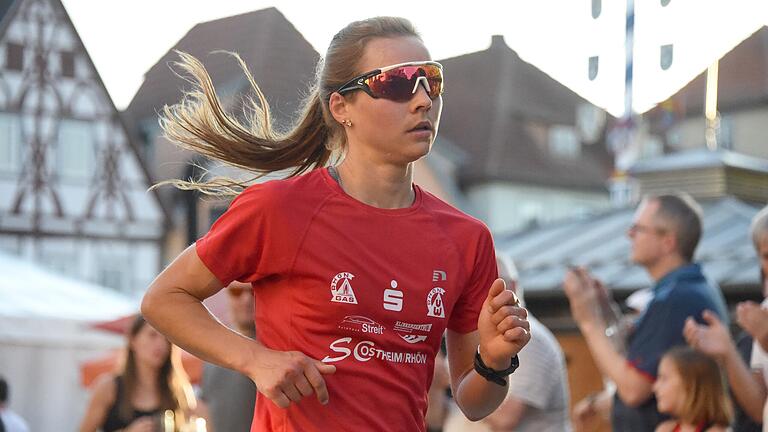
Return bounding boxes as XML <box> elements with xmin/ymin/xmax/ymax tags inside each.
<box><xmin>564</xmin><ymin>193</ymin><xmax>728</xmax><ymax>431</ymax></box>
<box><xmin>199</xmin><ymin>281</ymin><xmax>257</xmax><ymax>432</ymax></box>
<box><xmin>684</xmin><ymin>204</ymin><xmax>768</xmax><ymax>429</ymax></box>
<box><xmin>573</xmin><ymin>288</ymin><xmax>652</xmax><ymax>432</ymax></box>
<box><xmin>0</xmin><ymin>376</ymin><xmax>29</xmax><ymax>432</ymax></box>
<box><xmin>426</xmin><ymin>347</ymin><xmax>450</xmax><ymax>432</ymax></box>
<box><xmin>653</xmin><ymin>346</ymin><xmax>732</xmax><ymax>432</ymax></box>
<box><xmin>79</xmin><ymin>315</ymin><xmax>202</xmax><ymax>432</ymax></box>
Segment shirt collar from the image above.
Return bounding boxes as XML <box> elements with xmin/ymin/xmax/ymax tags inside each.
<box><xmin>653</xmin><ymin>263</ymin><xmax>701</xmax><ymax>293</ymax></box>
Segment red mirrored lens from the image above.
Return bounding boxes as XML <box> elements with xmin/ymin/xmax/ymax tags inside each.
<box><xmin>365</xmin><ymin>65</ymin><xmax>443</xmax><ymax>102</ymax></box>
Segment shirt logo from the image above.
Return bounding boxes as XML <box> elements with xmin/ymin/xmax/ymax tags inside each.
<box><xmin>393</xmin><ymin>321</ymin><xmax>433</xmax><ymax>333</ymax></box>
<box><xmin>338</xmin><ymin>315</ymin><xmax>385</xmax><ymax>335</ymax></box>
<box><xmin>432</xmin><ymin>270</ymin><xmax>447</xmax><ymax>282</ymax></box>
<box><xmin>399</xmin><ymin>334</ymin><xmax>428</xmax><ymax>344</ymax></box>
<box><xmin>321</xmin><ymin>337</ymin><xmax>428</xmax><ymax>364</ymax></box>
<box><xmin>330</xmin><ymin>272</ymin><xmax>358</xmax><ymax>304</ymax></box>
<box><xmin>383</xmin><ymin>279</ymin><xmax>403</xmax><ymax>311</ymax></box>
<box><xmin>427</xmin><ymin>287</ymin><xmax>446</xmax><ymax>318</ymax></box>
<box><xmin>393</xmin><ymin>321</ymin><xmax>432</xmax><ymax>344</ymax></box>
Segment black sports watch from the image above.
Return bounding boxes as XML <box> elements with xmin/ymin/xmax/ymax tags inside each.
<box><xmin>473</xmin><ymin>347</ymin><xmax>519</xmax><ymax>386</ymax></box>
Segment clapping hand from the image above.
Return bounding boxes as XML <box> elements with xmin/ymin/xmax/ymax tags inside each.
<box><xmin>563</xmin><ymin>267</ymin><xmax>605</xmax><ymax>330</ymax></box>
<box><xmin>683</xmin><ymin>310</ymin><xmax>734</xmax><ymax>362</ymax></box>
<box><xmin>736</xmin><ymin>301</ymin><xmax>768</xmax><ymax>350</ymax></box>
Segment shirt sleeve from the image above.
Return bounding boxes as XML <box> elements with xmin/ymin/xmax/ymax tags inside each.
<box><xmin>447</xmin><ymin>226</ymin><xmax>497</xmax><ymax>333</ymax></box>
<box><xmin>626</xmin><ymin>290</ymin><xmax>714</xmax><ymax>378</ymax></box>
<box><xmin>195</xmin><ymin>183</ymin><xmax>301</xmax><ymax>285</ymax></box>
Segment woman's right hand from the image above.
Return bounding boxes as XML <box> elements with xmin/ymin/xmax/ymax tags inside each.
<box><xmin>123</xmin><ymin>416</ymin><xmax>154</xmax><ymax>432</ymax></box>
<box><xmin>246</xmin><ymin>346</ymin><xmax>337</xmax><ymax>408</ymax></box>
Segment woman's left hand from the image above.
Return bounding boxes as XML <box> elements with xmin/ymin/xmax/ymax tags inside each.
<box><xmin>477</xmin><ymin>278</ymin><xmax>531</xmax><ymax>369</ymax></box>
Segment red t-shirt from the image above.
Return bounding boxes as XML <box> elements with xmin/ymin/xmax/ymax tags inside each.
<box><xmin>196</xmin><ymin>167</ymin><xmax>497</xmax><ymax>432</ymax></box>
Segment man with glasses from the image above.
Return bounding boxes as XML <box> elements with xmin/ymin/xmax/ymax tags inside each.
<box><xmin>564</xmin><ymin>193</ymin><xmax>728</xmax><ymax>431</ymax></box>
<box><xmin>199</xmin><ymin>281</ymin><xmax>257</xmax><ymax>432</ymax></box>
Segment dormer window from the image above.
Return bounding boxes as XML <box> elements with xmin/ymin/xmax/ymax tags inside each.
<box><xmin>548</xmin><ymin>125</ymin><xmax>580</xmax><ymax>159</ymax></box>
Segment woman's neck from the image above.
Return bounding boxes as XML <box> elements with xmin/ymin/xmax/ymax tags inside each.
<box><xmin>335</xmin><ymin>157</ymin><xmax>414</xmax><ymax>209</ymax></box>
<box><xmin>134</xmin><ymin>360</ymin><xmax>161</xmax><ymax>388</ymax></box>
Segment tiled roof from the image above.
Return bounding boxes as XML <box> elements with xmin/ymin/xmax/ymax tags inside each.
<box><xmin>125</xmin><ymin>7</ymin><xmax>319</xmax><ymax>131</ymax></box>
<box><xmin>648</xmin><ymin>26</ymin><xmax>768</xmax><ymax>119</ymax></box>
<box><xmin>437</xmin><ymin>35</ymin><xmax>614</xmax><ymax>190</ymax></box>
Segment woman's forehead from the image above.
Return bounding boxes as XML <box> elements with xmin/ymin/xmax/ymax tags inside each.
<box><xmin>357</xmin><ymin>36</ymin><xmax>431</xmax><ymax>72</ymax></box>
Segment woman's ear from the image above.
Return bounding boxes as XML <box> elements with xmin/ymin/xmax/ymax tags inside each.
<box><xmin>328</xmin><ymin>92</ymin><xmax>350</xmax><ymax>125</ymax></box>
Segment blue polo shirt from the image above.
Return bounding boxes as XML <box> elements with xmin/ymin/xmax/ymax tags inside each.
<box><xmin>611</xmin><ymin>263</ymin><xmax>728</xmax><ymax>432</ymax></box>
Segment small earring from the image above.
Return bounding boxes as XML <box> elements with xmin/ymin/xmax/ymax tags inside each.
<box><xmin>342</xmin><ymin>119</ymin><xmax>352</xmax><ymax>127</ymax></box>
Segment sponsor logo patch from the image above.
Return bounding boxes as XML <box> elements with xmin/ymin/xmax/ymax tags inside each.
<box><xmin>321</xmin><ymin>337</ymin><xmax>428</xmax><ymax>364</ymax></box>
<box><xmin>338</xmin><ymin>315</ymin><xmax>385</xmax><ymax>335</ymax></box>
<box><xmin>383</xmin><ymin>279</ymin><xmax>403</xmax><ymax>311</ymax></box>
<box><xmin>427</xmin><ymin>287</ymin><xmax>446</xmax><ymax>318</ymax></box>
<box><xmin>330</xmin><ymin>272</ymin><xmax>358</xmax><ymax>304</ymax></box>
<box><xmin>393</xmin><ymin>320</ymin><xmax>432</xmax><ymax>344</ymax></box>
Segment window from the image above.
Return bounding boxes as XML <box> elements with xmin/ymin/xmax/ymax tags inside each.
<box><xmin>41</xmin><ymin>250</ymin><xmax>79</xmax><ymax>279</ymax></box>
<box><xmin>97</xmin><ymin>253</ymin><xmax>133</xmax><ymax>294</ymax></box>
<box><xmin>5</xmin><ymin>43</ymin><xmax>23</xmax><ymax>71</ymax></box>
<box><xmin>718</xmin><ymin>115</ymin><xmax>733</xmax><ymax>150</ymax></box>
<box><xmin>57</xmin><ymin>119</ymin><xmax>94</xmax><ymax>179</ymax></box>
<box><xmin>588</xmin><ymin>56</ymin><xmax>599</xmax><ymax>81</ymax></box>
<box><xmin>660</xmin><ymin>44</ymin><xmax>674</xmax><ymax>70</ymax></box>
<box><xmin>60</xmin><ymin>51</ymin><xmax>75</xmax><ymax>78</ymax></box>
<box><xmin>0</xmin><ymin>113</ymin><xmax>22</xmax><ymax>172</ymax></box>
<box><xmin>591</xmin><ymin>0</ymin><xmax>601</xmax><ymax>18</ymax></box>
<box><xmin>548</xmin><ymin>125</ymin><xmax>580</xmax><ymax>159</ymax></box>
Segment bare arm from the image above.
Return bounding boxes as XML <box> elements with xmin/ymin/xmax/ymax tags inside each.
<box><xmin>78</xmin><ymin>374</ymin><xmax>116</xmax><ymax>432</ymax></box>
<box><xmin>446</xmin><ymin>329</ymin><xmax>507</xmax><ymax>421</ymax></box>
<box><xmin>564</xmin><ymin>269</ymin><xmax>654</xmax><ymax>407</ymax></box>
<box><xmin>580</xmin><ymin>321</ymin><xmax>654</xmax><ymax>406</ymax></box>
<box><xmin>141</xmin><ymin>246</ymin><xmax>252</xmax><ymax>370</ymax></box>
<box><xmin>141</xmin><ymin>245</ymin><xmax>335</xmax><ymax>408</ymax></box>
<box><xmin>447</xmin><ymin>279</ymin><xmax>531</xmax><ymax>421</ymax></box>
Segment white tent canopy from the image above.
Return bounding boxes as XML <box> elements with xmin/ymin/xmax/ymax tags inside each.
<box><xmin>0</xmin><ymin>251</ymin><xmax>139</xmax><ymax>432</ymax></box>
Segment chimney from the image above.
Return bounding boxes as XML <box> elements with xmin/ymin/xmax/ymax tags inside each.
<box><xmin>490</xmin><ymin>35</ymin><xmax>506</xmax><ymax>50</ymax></box>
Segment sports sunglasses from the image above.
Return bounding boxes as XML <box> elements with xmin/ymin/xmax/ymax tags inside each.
<box><xmin>335</xmin><ymin>61</ymin><xmax>444</xmax><ymax>102</ymax></box>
